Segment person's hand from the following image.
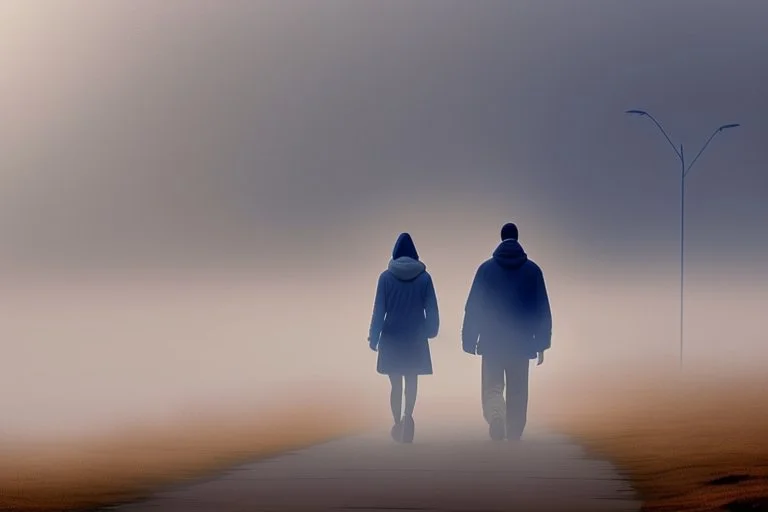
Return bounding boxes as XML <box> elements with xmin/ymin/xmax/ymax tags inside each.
<box><xmin>536</xmin><ymin>351</ymin><xmax>545</xmax><ymax>366</ymax></box>
<box><xmin>368</xmin><ymin>337</ymin><xmax>378</xmax><ymax>352</ymax></box>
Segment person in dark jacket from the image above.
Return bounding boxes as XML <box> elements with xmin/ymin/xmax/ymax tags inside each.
<box><xmin>461</xmin><ymin>222</ymin><xmax>552</xmax><ymax>441</ymax></box>
<box><xmin>369</xmin><ymin>233</ymin><xmax>440</xmax><ymax>443</ymax></box>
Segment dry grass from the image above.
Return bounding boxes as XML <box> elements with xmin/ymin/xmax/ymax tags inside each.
<box><xmin>545</xmin><ymin>371</ymin><xmax>768</xmax><ymax>512</ymax></box>
<box><xmin>0</xmin><ymin>394</ymin><xmax>374</xmax><ymax>511</ymax></box>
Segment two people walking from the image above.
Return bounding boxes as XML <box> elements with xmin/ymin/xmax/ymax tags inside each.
<box><xmin>367</xmin><ymin>223</ymin><xmax>552</xmax><ymax>443</ymax></box>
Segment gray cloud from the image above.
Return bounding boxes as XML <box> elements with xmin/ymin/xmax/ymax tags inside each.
<box><xmin>1</xmin><ymin>0</ymin><xmax>766</xmax><ymax>275</ymax></box>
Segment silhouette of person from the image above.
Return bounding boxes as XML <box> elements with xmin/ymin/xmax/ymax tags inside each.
<box><xmin>461</xmin><ymin>223</ymin><xmax>552</xmax><ymax>441</ymax></box>
<box><xmin>368</xmin><ymin>233</ymin><xmax>440</xmax><ymax>443</ymax></box>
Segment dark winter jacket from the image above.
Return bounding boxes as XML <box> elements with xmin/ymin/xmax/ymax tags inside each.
<box><xmin>461</xmin><ymin>239</ymin><xmax>552</xmax><ymax>358</ymax></box>
<box><xmin>369</xmin><ymin>234</ymin><xmax>440</xmax><ymax>347</ymax></box>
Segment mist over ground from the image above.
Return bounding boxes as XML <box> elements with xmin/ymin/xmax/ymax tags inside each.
<box><xmin>3</xmin><ymin>209</ymin><xmax>766</xmax><ymax>438</ymax></box>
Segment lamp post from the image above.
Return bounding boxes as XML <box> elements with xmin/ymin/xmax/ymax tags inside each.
<box><xmin>625</xmin><ymin>110</ymin><xmax>740</xmax><ymax>369</ymax></box>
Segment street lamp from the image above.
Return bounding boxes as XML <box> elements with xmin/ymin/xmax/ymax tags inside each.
<box><xmin>625</xmin><ymin>109</ymin><xmax>740</xmax><ymax>369</ymax></box>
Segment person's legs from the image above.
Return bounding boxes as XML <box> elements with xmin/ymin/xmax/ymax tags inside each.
<box><xmin>481</xmin><ymin>355</ymin><xmax>506</xmax><ymax>441</ymax></box>
<box><xmin>388</xmin><ymin>374</ymin><xmax>403</xmax><ymax>424</ymax></box>
<box><xmin>388</xmin><ymin>374</ymin><xmax>404</xmax><ymax>442</ymax></box>
<box><xmin>399</xmin><ymin>374</ymin><xmax>418</xmax><ymax>443</ymax></box>
<box><xmin>504</xmin><ymin>356</ymin><xmax>531</xmax><ymax>440</ymax></box>
<box><xmin>403</xmin><ymin>374</ymin><xmax>418</xmax><ymax>418</ymax></box>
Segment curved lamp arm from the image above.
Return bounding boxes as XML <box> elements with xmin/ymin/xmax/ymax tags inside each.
<box><xmin>626</xmin><ymin>109</ymin><xmax>682</xmax><ymax>161</ymax></box>
<box><xmin>685</xmin><ymin>123</ymin><xmax>740</xmax><ymax>178</ymax></box>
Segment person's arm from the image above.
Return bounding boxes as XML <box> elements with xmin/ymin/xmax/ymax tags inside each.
<box><xmin>461</xmin><ymin>265</ymin><xmax>484</xmax><ymax>354</ymax></box>
<box><xmin>368</xmin><ymin>274</ymin><xmax>387</xmax><ymax>350</ymax></box>
<box><xmin>533</xmin><ymin>267</ymin><xmax>552</xmax><ymax>357</ymax></box>
<box><xmin>424</xmin><ymin>274</ymin><xmax>440</xmax><ymax>339</ymax></box>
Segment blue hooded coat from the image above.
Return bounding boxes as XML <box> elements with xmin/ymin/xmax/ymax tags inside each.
<box><xmin>369</xmin><ymin>233</ymin><xmax>439</xmax><ymax>375</ymax></box>
<box><xmin>462</xmin><ymin>238</ymin><xmax>552</xmax><ymax>359</ymax></box>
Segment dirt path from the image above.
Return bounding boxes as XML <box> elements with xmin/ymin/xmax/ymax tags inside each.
<box><xmin>115</xmin><ymin>424</ymin><xmax>640</xmax><ymax>512</ymax></box>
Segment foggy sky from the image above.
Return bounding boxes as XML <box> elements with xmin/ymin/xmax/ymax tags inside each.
<box><xmin>1</xmin><ymin>0</ymin><xmax>766</xmax><ymax>276</ymax></box>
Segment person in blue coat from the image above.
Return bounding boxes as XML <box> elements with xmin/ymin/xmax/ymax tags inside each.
<box><xmin>368</xmin><ymin>233</ymin><xmax>440</xmax><ymax>443</ymax></box>
<box><xmin>461</xmin><ymin>222</ymin><xmax>552</xmax><ymax>442</ymax></box>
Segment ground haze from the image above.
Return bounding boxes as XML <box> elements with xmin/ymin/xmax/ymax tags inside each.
<box><xmin>1</xmin><ymin>264</ymin><xmax>766</xmax><ymax>510</ymax></box>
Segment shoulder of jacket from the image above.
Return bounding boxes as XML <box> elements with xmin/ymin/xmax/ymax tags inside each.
<box><xmin>524</xmin><ymin>259</ymin><xmax>543</xmax><ymax>274</ymax></box>
<box><xmin>478</xmin><ymin>258</ymin><xmax>495</xmax><ymax>271</ymax></box>
<box><xmin>415</xmin><ymin>272</ymin><xmax>431</xmax><ymax>289</ymax></box>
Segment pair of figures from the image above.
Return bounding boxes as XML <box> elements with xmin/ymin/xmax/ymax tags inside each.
<box><xmin>368</xmin><ymin>223</ymin><xmax>552</xmax><ymax>443</ymax></box>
